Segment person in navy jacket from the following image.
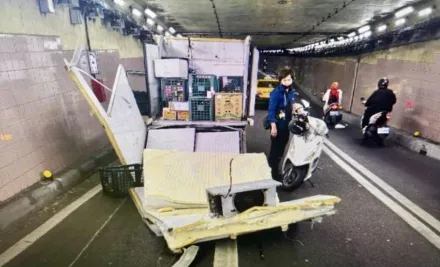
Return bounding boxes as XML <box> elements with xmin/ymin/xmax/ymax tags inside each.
<box><xmin>267</xmin><ymin>68</ymin><xmax>296</xmax><ymax>180</ymax></box>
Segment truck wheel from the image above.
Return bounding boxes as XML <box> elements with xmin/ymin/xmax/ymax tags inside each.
<box><xmin>281</xmin><ymin>163</ymin><xmax>307</xmax><ymax>191</ymax></box>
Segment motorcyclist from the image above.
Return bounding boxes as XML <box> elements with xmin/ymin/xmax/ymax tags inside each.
<box><xmin>361</xmin><ymin>78</ymin><xmax>397</xmax><ymax>129</ymax></box>
<box><xmin>322</xmin><ymin>82</ymin><xmax>343</xmax><ymax>115</ymax></box>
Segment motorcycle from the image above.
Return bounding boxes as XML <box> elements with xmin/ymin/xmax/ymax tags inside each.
<box><xmin>280</xmin><ymin>100</ymin><xmax>328</xmax><ymax>191</ymax></box>
<box><xmin>324</xmin><ymin>103</ymin><xmax>343</xmax><ymax>128</ymax></box>
<box><xmin>360</xmin><ymin>97</ymin><xmax>391</xmax><ymax>146</ymax></box>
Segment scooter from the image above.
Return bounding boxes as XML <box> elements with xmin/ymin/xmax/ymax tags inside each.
<box><xmin>360</xmin><ymin>97</ymin><xmax>391</xmax><ymax>146</ymax></box>
<box><xmin>280</xmin><ymin>100</ymin><xmax>328</xmax><ymax>191</ymax></box>
<box><xmin>323</xmin><ymin>103</ymin><xmax>343</xmax><ymax>128</ymax></box>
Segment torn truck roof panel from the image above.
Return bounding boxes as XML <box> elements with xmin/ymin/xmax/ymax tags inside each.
<box><xmin>143</xmin><ymin>149</ymin><xmax>272</xmax><ymax>209</ymax></box>
<box><xmin>130</xmin><ymin>187</ymin><xmax>341</xmax><ymax>252</ymax></box>
<box><xmin>65</xmin><ymin>50</ymin><xmax>146</xmax><ymax>165</ymax></box>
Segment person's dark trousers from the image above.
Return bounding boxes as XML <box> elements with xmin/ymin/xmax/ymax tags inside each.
<box><xmin>268</xmin><ymin>127</ymin><xmax>290</xmax><ymax>180</ymax></box>
<box><xmin>362</xmin><ymin>107</ymin><xmax>378</xmax><ymax>128</ymax></box>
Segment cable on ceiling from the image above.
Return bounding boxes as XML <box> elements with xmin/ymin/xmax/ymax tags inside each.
<box><xmin>282</xmin><ymin>0</ymin><xmax>357</xmax><ymax>47</ymax></box>
<box><xmin>210</xmin><ymin>0</ymin><xmax>223</xmax><ymax>37</ymax></box>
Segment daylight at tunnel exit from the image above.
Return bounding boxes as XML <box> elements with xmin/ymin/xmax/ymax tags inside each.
<box><xmin>1</xmin><ymin>0</ymin><xmax>440</xmax><ymax>267</ymax></box>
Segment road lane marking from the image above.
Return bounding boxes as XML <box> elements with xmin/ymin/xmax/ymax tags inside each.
<box><xmin>0</xmin><ymin>185</ymin><xmax>102</xmax><ymax>266</ymax></box>
<box><xmin>325</xmin><ymin>140</ymin><xmax>440</xmax><ymax>234</ymax></box>
<box><xmin>323</xmin><ymin>146</ymin><xmax>440</xmax><ymax>250</ymax></box>
<box><xmin>213</xmin><ymin>239</ymin><xmax>239</xmax><ymax>267</ymax></box>
<box><xmin>68</xmin><ymin>198</ymin><xmax>126</xmax><ymax>267</ymax></box>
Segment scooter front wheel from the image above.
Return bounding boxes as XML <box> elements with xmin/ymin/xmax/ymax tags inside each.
<box><xmin>281</xmin><ymin>163</ymin><xmax>307</xmax><ymax>191</ymax></box>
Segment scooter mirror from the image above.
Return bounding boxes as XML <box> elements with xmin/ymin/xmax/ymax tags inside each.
<box><xmin>360</xmin><ymin>97</ymin><xmax>365</xmax><ymax>101</ymax></box>
<box><xmin>301</xmin><ymin>99</ymin><xmax>311</xmax><ymax>109</ymax></box>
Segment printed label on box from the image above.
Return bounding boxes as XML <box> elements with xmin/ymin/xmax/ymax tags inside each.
<box><xmin>198</xmin><ymin>85</ymin><xmax>205</xmax><ymax>92</ymax></box>
<box><xmin>197</xmin><ymin>105</ymin><xmax>205</xmax><ymax>112</ymax></box>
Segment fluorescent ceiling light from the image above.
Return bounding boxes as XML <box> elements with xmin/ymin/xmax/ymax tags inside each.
<box><xmin>395</xmin><ymin>6</ymin><xmax>414</xmax><ymax>18</ymax></box>
<box><xmin>330</xmin><ymin>39</ymin><xmax>335</xmax><ymax>43</ymax></box>
<box><xmin>165</xmin><ymin>31</ymin><xmax>171</xmax><ymax>36</ymax></box>
<box><xmin>395</xmin><ymin>18</ymin><xmax>406</xmax><ymax>26</ymax></box>
<box><xmin>168</xmin><ymin>27</ymin><xmax>176</xmax><ymax>34</ymax></box>
<box><xmin>142</xmin><ymin>25</ymin><xmax>149</xmax><ymax>30</ymax></box>
<box><xmin>337</xmin><ymin>37</ymin><xmax>344</xmax><ymax>41</ymax></box>
<box><xmin>114</xmin><ymin>0</ymin><xmax>125</xmax><ymax>6</ymax></box>
<box><xmin>358</xmin><ymin>25</ymin><xmax>370</xmax><ymax>34</ymax></box>
<box><xmin>147</xmin><ymin>18</ymin><xmax>155</xmax><ymax>26</ymax></box>
<box><xmin>132</xmin><ymin>8</ymin><xmax>142</xmax><ymax>17</ymax></box>
<box><xmin>377</xmin><ymin>25</ymin><xmax>387</xmax><ymax>32</ymax></box>
<box><xmin>419</xmin><ymin>7</ymin><xmax>433</xmax><ymax>17</ymax></box>
<box><xmin>145</xmin><ymin>8</ymin><xmax>157</xmax><ymax>19</ymax></box>
<box><xmin>177</xmin><ymin>34</ymin><xmax>183</xmax><ymax>37</ymax></box>
<box><xmin>348</xmin><ymin>32</ymin><xmax>356</xmax><ymax>38</ymax></box>
<box><xmin>157</xmin><ymin>25</ymin><xmax>164</xmax><ymax>32</ymax></box>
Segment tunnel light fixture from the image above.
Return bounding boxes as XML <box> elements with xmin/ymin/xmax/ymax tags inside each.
<box><xmin>395</xmin><ymin>6</ymin><xmax>414</xmax><ymax>18</ymax></box>
<box><xmin>361</xmin><ymin>31</ymin><xmax>372</xmax><ymax>38</ymax></box>
<box><xmin>132</xmin><ymin>8</ymin><xmax>142</xmax><ymax>17</ymax></box>
<box><xmin>168</xmin><ymin>27</ymin><xmax>176</xmax><ymax>34</ymax></box>
<box><xmin>348</xmin><ymin>32</ymin><xmax>356</xmax><ymax>38</ymax></box>
<box><xmin>395</xmin><ymin>18</ymin><xmax>406</xmax><ymax>26</ymax></box>
<box><xmin>377</xmin><ymin>25</ymin><xmax>387</xmax><ymax>32</ymax></box>
<box><xmin>145</xmin><ymin>8</ymin><xmax>157</xmax><ymax>19</ymax></box>
<box><xmin>147</xmin><ymin>18</ymin><xmax>155</xmax><ymax>26</ymax></box>
<box><xmin>418</xmin><ymin>7</ymin><xmax>433</xmax><ymax>17</ymax></box>
<box><xmin>358</xmin><ymin>25</ymin><xmax>370</xmax><ymax>34</ymax></box>
<box><xmin>114</xmin><ymin>0</ymin><xmax>125</xmax><ymax>6</ymax></box>
<box><xmin>157</xmin><ymin>25</ymin><xmax>164</xmax><ymax>32</ymax></box>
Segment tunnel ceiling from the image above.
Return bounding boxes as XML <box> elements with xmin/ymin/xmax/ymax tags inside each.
<box><xmin>133</xmin><ymin>0</ymin><xmax>421</xmax><ymax>47</ymax></box>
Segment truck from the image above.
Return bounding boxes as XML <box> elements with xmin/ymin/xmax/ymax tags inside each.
<box><xmin>64</xmin><ymin>36</ymin><xmax>340</xmax><ymax>265</ymax></box>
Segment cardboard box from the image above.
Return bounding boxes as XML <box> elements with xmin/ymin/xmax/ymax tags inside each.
<box><xmin>162</xmin><ymin>108</ymin><xmax>177</xmax><ymax>120</ymax></box>
<box><xmin>154</xmin><ymin>59</ymin><xmax>188</xmax><ymax>79</ymax></box>
<box><xmin>177</xmin><ymin>111</ymin><xmax>190</xmax><ymax>121</ymax></box>
<box><xmin>214</xmin><ymin>93</ymin><xmax>242</xmax><ymax>121</ymax></box>
<box><xmin>169</xmin><ymin>101</ymin><xmax>189</xmax><ymax>111</ymax></box>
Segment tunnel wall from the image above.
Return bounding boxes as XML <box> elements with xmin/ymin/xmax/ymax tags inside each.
<box><xmin>265</xmin><ymin>39</ymin><xmax>440</xmax><ymax>143</ymax></box>
<box><xmin>0</xmin><ymin>1</ymin><xmax>145</xmax><ymax>201</ymax></box>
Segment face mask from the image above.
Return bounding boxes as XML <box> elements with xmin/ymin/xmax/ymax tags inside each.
<box><xmin>282</xmin><ymin>81</ymin><xmax>292</xmax><ymax>88</ymax></box>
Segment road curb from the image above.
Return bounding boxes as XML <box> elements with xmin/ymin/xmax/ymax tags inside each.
<box><xmin>0</xmin><ymin>147</ymin><xmax>117</xmax><ymax>230</ymax></box>
<box><xmin>294</xmin><ymin>81</ymin><xmax>440</xmax><ymax>161</ymax></box>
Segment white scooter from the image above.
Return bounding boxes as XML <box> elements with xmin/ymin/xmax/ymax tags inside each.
<box><xmin>281</xmin><ymin>100</ymin><xmax>328</xmax><ymax>191</ymax></box>
<box><xmin>360</xmin><ymin>97</ymin><xmax>391</xmax><ymax>146</ymax></box>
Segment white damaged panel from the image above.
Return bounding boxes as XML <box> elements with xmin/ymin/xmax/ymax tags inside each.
<box><xmin>146</xmin><ymin>128</ymin><xmax>196</xmax><ymax>152</ymax></box>
<box><xmin>195</xmin><ymin>132</ymin><xmax>240</xmax><ymax>153</ymax></box>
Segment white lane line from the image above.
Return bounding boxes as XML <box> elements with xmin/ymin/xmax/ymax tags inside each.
<box><xmin>323</xmin><ymin>147</ymin><xmax>440</xmax><ymax>250</ymax></box>
<box><xmin>213</xmin><ymin>239</ymin><xmax>239</xmax><ymax>267</ymax></box>
<box><xmin>68</xmin><ymin>198</ymin><xmax>126</xmax><ymax>267</ymax></box>
<box><xmin>0</xmin><ymin>185</ymin><xmax>102</xmax><ymax>266</ymax></box>
<box><xmin>325</xmin><ymin>140</ymin><xmax>440</xmax><ymax>234</ymax></box>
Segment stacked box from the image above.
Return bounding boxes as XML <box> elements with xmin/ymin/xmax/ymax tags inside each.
<box><xmin>177</xmin><ymin>111</ymin><xmax>190</xmax><ymax>121</ymax></box>
<box><xmin>189</xmin><ymin>74</ymin><xmax>219</xmax><ymax>97</ymax></box>
<box><xmin>215</xmin><ymin>93</ymin><xmax>243</xmax><ymax>121</ymax></box>
<box><xmin>189</xmin><ymin>97</ymin><xmax>214</xmax><ymax>121</ymax></box>
<box><xmin>162</xmin><ymin>108</ymin><xmax>177</xmax><ymax>120</ymax></box>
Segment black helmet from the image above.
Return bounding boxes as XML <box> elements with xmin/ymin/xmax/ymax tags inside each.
<box><xmin>378</xmin><ymin>78</ymin><xmax>389</xmax><ymax>89</ymax></box>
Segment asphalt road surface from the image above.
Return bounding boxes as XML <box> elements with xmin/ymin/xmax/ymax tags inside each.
<box><xmin>1</xmin><ymin>90</ymin><xmax>440</xmax><ymax>267</ymax></box>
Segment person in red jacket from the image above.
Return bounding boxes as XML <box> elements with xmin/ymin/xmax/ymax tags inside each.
<box><xmin>322</xmin><ymin>82</ymin><xmax>343</xmax><ymax>115</ymax></box>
